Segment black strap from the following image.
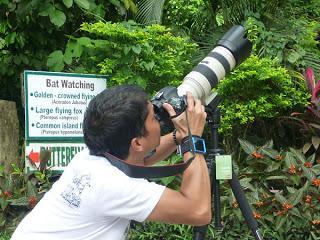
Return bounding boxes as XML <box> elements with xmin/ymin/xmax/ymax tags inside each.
<box><xmin>97</xmin><ymin>152</ymin><xmax>194</xmax><ymax>179</ymax></box>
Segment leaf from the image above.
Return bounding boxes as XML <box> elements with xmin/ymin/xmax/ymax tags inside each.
<box><xmin>63</xmin><ymin>0</ymin><xmax>73</xmax><ymax>8</ymax></box>
<box><xmin>49</xmin><ymin>9</ymin><xmax>66</xmax><ymax>27</ymax></box>
<box><xmin>77</xmin><ymin>37</ymin><xmax>92</xmax><ymax>46</ymax></box>
<box><xmin>0</xmin><ymin>37</ymin><xmax>5</xmax><ymax>49</ymax></box>
<box><xmin>284</xmin><ymin>152</ymin><xmax>295</xmax><ymax>168</ymax></box>
<box><xmin>301</xmin><ymin>166</ymin><xmax>314</xmax><ymax>180</ymax></box>
<box><xmin>75</xmin><ymin>0</ymin><xmax>90</xmax><ymax>9</ymax></box>
<box><xmin>311</xmin><ymin>79</ymin><xmax>320</xmax><ymax>101</ymax></box>
<box><xmin>304</xmin><ymin>67</ymin><xmax>315</xmax><ymax>93</ymax></box>
<box><xmin>286</xmin><ymin>186</ymin><xmax>296</xmax><ymax>194</ymax></box>
<box><xmin>275</xmin><ymin>215</ymin><xmax>287</xmax><ymax>231</ymax></box>
<box><xmin>312</xmin><ymin>164</ymin><xmax>320</xmax><ymax>175</ymax></box>
<box><xmin>290</xmin><ymin>207</ymin><xmax>301</xmax><ymax>218</ymax></box>
<box><xmin>261</xmin><ymin>147</ymin><xmax>279</xmax><ymax>159</ymax></box>
<box><xmin>160</xmin><ymin>176</ymin><xmax>175</xmax><ymax>186</ymax></box>
<box><xmin>131</xmin><ymin>45</ymin><xmax>142</xmax><ymax>54</ymax></box>
<box><xmin>289</xmin><ymin>148</ymin><xmax>306</xmax><ymax>163</ymax></box>
<box><xmin>144</xmin><ymin>61</ymin><xmax>155</xmax><ymax>71</ymax></box>
<box><xmin>238</xmin><ymin>138</ymin><xmax>256</xmax><ymax>155</ymax></box>
<box><xmin>266</xmin><ymin>176</ymin><xmax>287</xmax><ymax>180</ymax></box>
<box><xmin>289</xmin><ymin>187</ymin><xmax>304</xmax><ymax>206</ymax></box>
<box><xmin>123</xmin><ymin>46</ymin><xmax>131</xmax><ymax>55</ymax></box>
<box><xmin>274</xmin><ymin>192</ymin><xmax>287</xmax><ymax>204</ymax></box>
<box><xmin>262</xmin><ymin>139</ymin><xmax>273</xmax><ymax>148</ymax></box>
<box><xmin>39</xmin><ymin>3</ymin><xmax>55</xmax><ymax>17</ymax></box>
<box><xmin>306</xmin><ymin>153</ymin><xmax>315</xmax><ymax>163</ymax></box>
<box><xmin>8</xmin><ymin>196</ymin><xmax>29</xmax><ymax>206</ymax></box>
<box><xmin>135</xmin><ymin>0</ymin><xmax>165</xmax><ymax>24</ymax></box>
<box><xmin>239</xmin><ymin>178</ymin><xmax>252</xmax><ymax>189</ymax></box>
<box><xmin>47</xmin><ymin>50</ymin><xmax>64</xmax><ymax>71</ymax></box>
<box><xmin>287</xmin><ymin>50</ymin><xmax>300</xmax><ymax>64</ymax></box>
<box><xmin>309</xmin><ymin>123</ymin><xmax>320</xmax><ymax>130</ymax></box>
<box><xmin>109</xmin><ymin>0</ymin><xmax>121</xmax><ymax>7</ymax></box>
<box><xmin>64</xmin><ymin>51</ymin><xmax>73</xmax><ymax>65</ymax></box>
<box><xmin>27</xmin><ymin>181</ymin><xmax>37</xmax><ymax>197</ymax></box>
<box><xmin>302</xmin><ymin>142</ymin><xmax>312</xmax><ymax>154</ymax></box>
<box><xmin>312</xmin><ymin>136</ymin><xmax>320</xmax><ymax>150</ymax></box>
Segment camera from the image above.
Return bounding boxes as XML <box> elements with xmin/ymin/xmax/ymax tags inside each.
<box><xmin>151</xmin><ymin>25</ymin><xmax>252</xmax><ymax>129</ymax></box>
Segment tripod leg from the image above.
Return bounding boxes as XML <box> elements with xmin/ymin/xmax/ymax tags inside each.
<box><xmin>229</xmin><ymin>170</ymin><xmax>263</xmax><ymax>240</ymax></box>
<box><xmin>212</xmin><ymin>162</ymin><xmax>223</xmax><ymax>230</ymax></box>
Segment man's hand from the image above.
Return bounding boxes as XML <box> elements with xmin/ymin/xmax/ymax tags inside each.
<box><xmin>162</xmin><ymin>92</ymin><xmax>207</xmax><ymax>143</ymax></box>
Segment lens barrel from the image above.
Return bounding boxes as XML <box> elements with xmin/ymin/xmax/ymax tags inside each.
<box><xmin>177</xmin><ymin>25</ymin><xmax>252</xmax><ymax>103</ymax></box>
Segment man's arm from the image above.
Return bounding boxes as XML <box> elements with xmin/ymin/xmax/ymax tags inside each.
<box><xmin>146</xmin><ymin>92</ymin><xmax>211</xmax><ymax>226</ymax></box>
<box><xmin>147</xmin><ymin>152</ymin><xmax>211</xmax><ymax>226</ymax></box>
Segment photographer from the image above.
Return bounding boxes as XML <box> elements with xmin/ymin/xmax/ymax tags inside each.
<box><xmin>11</xmin><ymin>85</ymin><xmax>211</xmax><ymax>240</ymax></box>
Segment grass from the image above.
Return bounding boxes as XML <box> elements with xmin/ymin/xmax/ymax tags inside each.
<box><xmin>0</xmin><ymin>231</ymin><xmax>10</xmax><ymax>240</ymax></box>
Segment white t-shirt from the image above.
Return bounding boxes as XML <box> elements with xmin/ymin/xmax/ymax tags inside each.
<box><xmin>11</xmin><ymin>149</ymin><xmax>165</xmax><ymax>240</ymax></box>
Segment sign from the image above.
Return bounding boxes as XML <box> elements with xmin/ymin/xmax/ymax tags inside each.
<box><xmin>25</xmin><ymin>142</ymin><xmax>87</xmax><ymax>172</ymax></box>
<box><xmin>24</xmin><ymin>71</ymin><xmax>107</xmax><ymax>140</ymax></box>
<box><xmin>24</xmin><ymin>70</ymin><xmax>108</xmax><ymax>172</ymax></box>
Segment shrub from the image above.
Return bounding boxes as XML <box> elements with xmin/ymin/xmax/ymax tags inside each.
<box><xmin>233</xmin><ymin>138</ymin><xmax>320</xmax><ymax>239</ymax></box>
<box><xmin>48</xmin><ymin>21</ymin><xmax>197</xmax><ymax>94</ymax></box>
<box><xmin>217</xmin><ymin>55</ymin><xmax>309</xmax><ymax>135</ymax></box>
<box><xmin>0</xmin><ymin>159</ymin><xmax>54</xmax><ymax>233</ymax></box>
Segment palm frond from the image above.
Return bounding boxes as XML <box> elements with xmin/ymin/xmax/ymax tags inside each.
<box><xmin>135</xmin><ymin>0</ymin><xmax>165</xmax><ymax>25</ymax></box>
<box><xmin>304</xmin><ymin>51</ymin><xmax>320</xmax><ymax>80</ymax></box>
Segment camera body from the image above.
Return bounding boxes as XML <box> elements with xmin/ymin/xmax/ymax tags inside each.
<box><xmin>152</xmin><ymin>25</ymin><xmax>252</xmax><ymax>130</ymax></box>
<box><xmin>151</xmin><ymin>86</ymin><xmax>186</xmax><ymax>130</ymax></box>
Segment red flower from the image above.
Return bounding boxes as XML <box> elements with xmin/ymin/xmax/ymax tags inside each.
<box><xmin>251</xmin><ymin>151</ymin><xmax>264</xmax><ymax>159</ymax></box>
<box><xmin>289</xmin><ymin>164</ymin><xmax>296</xmax><ymax>174</ymax></box>
<box><xmin>275</xmin><ymin>155</ymin><xmax>283</xmax><ymax>161</ymax></box>
<box><xmin>1</xmin><ymin>191</ymin><xmax>12</xmax><ymax>198</ymax></box>
<box><xmin>28</xmin><ymin>196</ymin><xmax>37</xmax><ymax>208</ymax></box>
<box><xmin>232</xmin><ymin>201</ymin><xmax>238</xmax><ymax>209</ymax></box>
<box><xmin>305</xmin><ymin>195</ymin><xmax>312</xmax><ymax>204</ymax></box>
<box><xmin>312</xmin><ymin>178</ymin><xmax>320</xmax><ymax>187</ymax></box>
<box><xmin>304</xmin><ymin>162</ymin><xmax>313</xmax><ymax>168</ymax></box>
<box><xmin>311</xmin><ymin>220</ymin><xmax>320</xmax><ymax>225</ymax></box>
<box><xmin>276</xmin><ymin>210</ymin><xmax>285</xmax><ymax>216</ymax></box>
<box><xmin>253</xmin><ymin>212</ymin><xmax>261</xmax><ymax>219</ymax></box>
<box><xmin>255</xmin><ymin>201</ymin><xmax>264</xmax><ymax>207</ymax></box>
<box><xmin>282</xmin><ymin>203</ymin><xmax>293</xmax><ymax>210</ymax></box>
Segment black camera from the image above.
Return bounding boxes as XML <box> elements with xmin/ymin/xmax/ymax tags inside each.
<box><xmin>151</xmin><ymin>25</ymin><xmax>252</xmax><ymax>130</ymax></box>
<box><xmin>151</xmin><ymin>86</ymin><xmax>187</xmax><ymax>130</ymax></box>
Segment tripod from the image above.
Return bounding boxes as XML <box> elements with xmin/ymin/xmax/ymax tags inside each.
<box><xmin>193</xmin><ymin>100</ymin><xmax>263</xmax><ymax>240</ymax></box>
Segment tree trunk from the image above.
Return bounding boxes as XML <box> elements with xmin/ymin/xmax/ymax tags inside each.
<box><xmin>0</xmin><ymin>100</ymin><xmax>19</xmax><ymax>174</ymax></box>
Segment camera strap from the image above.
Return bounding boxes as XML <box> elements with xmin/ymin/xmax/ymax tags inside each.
<box><xmin>100</xmin><ymin>151</ymin><xmax>195</xmax><ymax>178</ymax></box>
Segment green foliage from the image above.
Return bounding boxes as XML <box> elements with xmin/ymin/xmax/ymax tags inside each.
<box><xmin>0</xmin><ymin>163</ymin><xmax>54</xmax><ymax>233</ymax></box>
<box><xmin>234</xmin><ymin>139</ymin><xmax>320</xmax><ymax>239</ymax></box>
<box><xmin>135</xmin><ymin>0</ymin><xmax>165</xmax><ymax>25</ymax></box>
<box><xmin>0</xmin><ymin>0</ymin><xmax>136</xmax><ymax>121</ymax></box>
<box><xmin>0</xmin><ymin>231</ymin><xmax>10</xmax><ymax>240</ymax></box>
<box><xmin>54</xmin><ymin>21</ymin><xmax>197</xmax><ymax>93</ymax></box>
<box><xmin>244</xmin><ymin>15</ymin><xmax>320</xmax><ymax>79</ymax></box>
<box><xmin>217</xmin><ymin>55</ymin><xmax>309</xmax><ymax>134</ymax></box>
<box><xmin>129</xmin><ymin>222</ymin><xmax>194</xmax><ymax>240</ymax></box>
<box><xmin>162</xmin><ymin>0</ymin><xmax>214</xmax><ymax>38</ymax></box>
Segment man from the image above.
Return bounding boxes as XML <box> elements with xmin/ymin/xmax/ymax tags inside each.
<box><xmin>11</xmin><ymin>85</ymin><xmax>211</xmax><ymax>240</ymax></box>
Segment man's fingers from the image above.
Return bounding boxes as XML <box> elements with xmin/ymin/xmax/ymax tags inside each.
<box><xmin>162</xmin><ymin>103</ymin><xmax>177</xmax><ymax>117</ymax></box>
<box><xmin>186</xmin><ymin>92</ymin><xmax>195</xmax><ymax>110</ymax></box>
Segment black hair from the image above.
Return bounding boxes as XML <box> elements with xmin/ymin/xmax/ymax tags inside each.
<box><xmin>83</xmin><ymin>85</ymin><xmax>149</xmax><ymax>159</ymax></box>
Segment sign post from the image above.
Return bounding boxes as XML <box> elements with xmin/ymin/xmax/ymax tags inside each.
<box><xmin>24</xmin><ymin>70</ymin><xmax>107</xmax><ymax>172</ymax></box>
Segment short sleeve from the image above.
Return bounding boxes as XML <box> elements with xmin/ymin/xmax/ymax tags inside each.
<box><xmin>94</xmin><ymin>168</ymin><xmax>166</xmax><ymax>222</ymax></box>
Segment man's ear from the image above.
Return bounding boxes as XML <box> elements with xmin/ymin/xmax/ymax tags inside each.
<box><xmin>130</xmin><ymin>137</ymin><xmax>144</xmax><ymax>152</ymax></box>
